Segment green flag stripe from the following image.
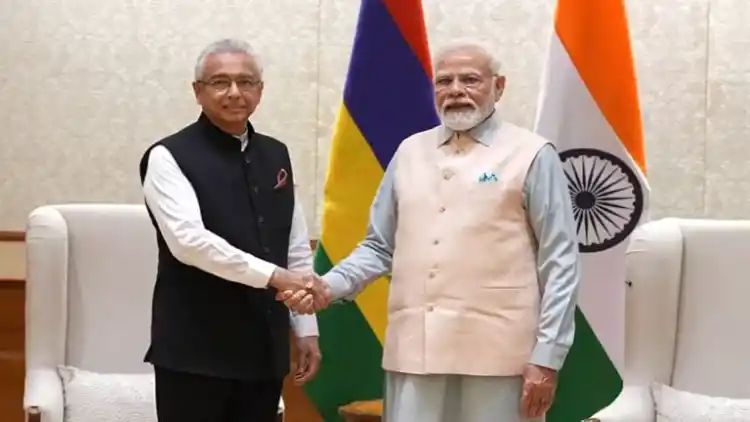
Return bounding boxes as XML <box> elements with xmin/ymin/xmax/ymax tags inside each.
<box><xmin>548</xmin><ymin>308</ymin><xmax>623</xmax><ymax>421</ymax></box>
<box><xmin>306</xmin><ymin>244</ymin><xmax>385</xmax><ymax>422</ymax></box>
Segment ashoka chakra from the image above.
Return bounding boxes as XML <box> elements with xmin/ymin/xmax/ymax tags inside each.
<box><xmin>558</xmin><ymin>148</ymin><xmax>644</xmax><ymax>253</ymax></box>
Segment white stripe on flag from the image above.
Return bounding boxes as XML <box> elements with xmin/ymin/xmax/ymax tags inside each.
<box><xmin>534</xmin><ymin>34</ymin><xmax>650</xmax><ymax>369</ymax></box>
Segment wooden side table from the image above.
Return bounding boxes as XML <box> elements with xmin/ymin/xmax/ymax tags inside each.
<box><xmin>338</xmin><ymin>399</ymin><xmax>383</xmax><ymax>422</ymax></box>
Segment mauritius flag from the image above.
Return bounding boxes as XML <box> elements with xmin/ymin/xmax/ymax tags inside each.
<box><xmin>306</xmin><ymin>0</ymin><xmax>440</xmax><ymax>420</ymax></box>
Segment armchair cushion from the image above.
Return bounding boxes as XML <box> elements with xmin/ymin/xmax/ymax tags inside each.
<box><xmin>652</xmin><ymin>383</ymin><xmax>750</xmax><ymax>421</ymax></box>
<box><xmin>590</xmin><ymin>385</ymin><xmax>654</xmax><ymax>422</ymax></box>
<box><xmin>57</xmin><ymin>366</ymin><xmax>156</xmax><ymax>422</ymax></box>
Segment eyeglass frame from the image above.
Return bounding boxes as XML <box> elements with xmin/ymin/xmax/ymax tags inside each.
<box><xmin>195</xmin><ymin>76</ymin><xmax>263</xmax><ymax>93</ymax></box>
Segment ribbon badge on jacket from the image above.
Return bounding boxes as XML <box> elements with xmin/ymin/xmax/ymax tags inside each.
<box><xmin>273</xmin><ymin>168</ymin><xmax>288</xmax><ymax>190</ymax></box>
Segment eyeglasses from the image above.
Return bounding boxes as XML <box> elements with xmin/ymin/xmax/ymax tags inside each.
<box><xmin>197</xmin><ymin>78</ymin><xmax>262</xmax><ymax>93</ymax></box>
<box><xmin>434</xmin><ymin>74</ymin><xmax>490</xmax><ymax>91</ymax></box>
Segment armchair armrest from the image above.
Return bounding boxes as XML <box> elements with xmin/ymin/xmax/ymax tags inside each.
<box><xmin>589</xmin><ymin>385</ymin><xmax>655</xmax><ymax>422</ymax></box>
<box><xmin>24</xmin><ymin>368</ymin><xmax>64</xmax><ymax>422</ymax></box>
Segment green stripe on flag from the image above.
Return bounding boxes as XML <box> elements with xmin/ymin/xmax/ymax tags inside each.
<box><xmin>548</xmin><ymin>308</ymin><xmax>623</xmax><ymax>421</ymax></box>
<box><xmin>305</xmin><ymin>244</ymin><xmax>385</xmax><ymax>422</ymax></box>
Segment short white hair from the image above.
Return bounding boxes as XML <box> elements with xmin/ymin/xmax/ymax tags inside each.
<box><xmin>194</xmin><ymin>38</ymin><xmax>263</xmax><ymax>80</ymax></box>
<box><xmin>433</xmin><ymin>39</ymin><xmax>502</xmax><ymax>75</ymax></box>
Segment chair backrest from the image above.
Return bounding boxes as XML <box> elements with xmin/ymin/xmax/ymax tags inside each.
<box><xmin>26</xmin><ymin>204</ymin><xmax>157</xmax><ymax>374</ymax></box>
<box><xmin>623</xmin><ymin>218</ymin><xmax>750</xmax><ymax>399</ymax></box>
<box><xmin>669</xmin><ymin>219</ymin><xmax>750</xmax><ymax>398</ymax></box>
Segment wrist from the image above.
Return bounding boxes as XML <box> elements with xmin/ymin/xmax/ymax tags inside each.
<box><xmin>525</xmin><ymin>363</ymin><xmax>558</xmax><ymax>381</ymax></box>
<box><xmin>269</xmin><ymin>267</ymin><xmax>286</xmax><ymax>288</ymax></box>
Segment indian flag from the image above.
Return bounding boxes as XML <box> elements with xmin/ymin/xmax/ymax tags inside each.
<box><xmin>307</xmin><ymin>0</ymin><xmax>439</xmax><ymax>420</ymax></box>
<box><xmin>533</xmin><ymin>0</ymin><xmax>649</xmax><ymax>420</ymax></box>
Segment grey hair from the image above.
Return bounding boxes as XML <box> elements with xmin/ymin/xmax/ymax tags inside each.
<box><xmin>433</xmin><ymin>39</ymin><xmax>502</xmax><ymax>75</ymax></box>
<box><xmin>194</xmin><ymin>38</ymin><xmax>263</xmax><ymax>80</ymax></box>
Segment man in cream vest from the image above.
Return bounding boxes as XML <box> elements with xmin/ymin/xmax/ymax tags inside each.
<box><xmin>284</xmin><ymin>41</ymin><xmax>580</xmax><ymax>422</ymax></box>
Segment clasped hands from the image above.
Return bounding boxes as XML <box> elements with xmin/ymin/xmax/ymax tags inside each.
<box><xmin>269</xmin><ymin>268</ymin><xmax>331</xmax><ymax>314</ymax></box>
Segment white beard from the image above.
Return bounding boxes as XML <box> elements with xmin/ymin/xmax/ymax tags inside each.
<box><xmin>440</xmin><ymin>103</ymin><xmax>493</xmax><ymax>132</ymax></box>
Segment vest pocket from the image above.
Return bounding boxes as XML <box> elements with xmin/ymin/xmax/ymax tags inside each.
<box><xmin>477</xmin><ymin>271</ymin><xmax>538</xmax><ymax>290</ymax></box>
<box><xmin>474</xmin><ymin>284</ymin><xmax>536</xmax><ymax>315</ymax></box>
<box><xmin>480</xmin><ymin>284</ymin><xmax>529</xmax><ymax>289</ymax></box>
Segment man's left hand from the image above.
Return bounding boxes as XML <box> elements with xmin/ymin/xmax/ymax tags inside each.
<box><xmin>520</xmin><ymin>363</ymin><xmax>557</xmax><ymax>419</ymax></box>
<box><xmin>293</xmin><ymin>336</ymin><xmax>322</xmax><ymax>386</ymax></box>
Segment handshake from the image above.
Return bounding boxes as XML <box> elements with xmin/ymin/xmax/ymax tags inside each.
<box><xmin>268</xmin><ymin>268</ymin><xmax>332</xmax><ymax>314</ymax></box>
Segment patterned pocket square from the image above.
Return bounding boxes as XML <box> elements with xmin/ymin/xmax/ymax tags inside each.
<box><xmin>478</xmin><ymin>171</ymin><xmax>498</xmax><ymax>183</ymax></box>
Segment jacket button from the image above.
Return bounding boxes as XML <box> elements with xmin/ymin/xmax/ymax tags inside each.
<box><xmin>428</xmin><ymin>271</ymin><xmax>435</xmax><ymax>279</ymax></box>
<box><xmin>252</xmin><ymin>186</ymin><xmax>259</xmax><ymax>193</ymax></box>
<box><xmin>258</xmin><ymin>216</ymin><xmax>265</xmax><ymax>224</ymax></box>
<box><xmin>433</xmin><ymin>239</ymin><xmax>439</xmax><ymax>245</ymax></box>
<box><xmin>263</xmin><ymin>246</ymin><xmax>270</xmax><ymax>254</ymax></box>
<box><xmin>439</xmin><ymin>206</ymin><xmax>446</xmax><ymax>213</ymax></box>
<box><xmin>426</xmin><ymin>305</ymin><xmax>434</xmax><ymax>312</ymax></box>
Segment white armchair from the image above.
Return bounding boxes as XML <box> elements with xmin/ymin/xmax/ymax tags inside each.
<box><xmin>23</xmin><ymin>204</ymin><xmax>285</xmax><ymax>421</ymax></box>
<box><xmin>592</xmin><ymin>218</ymin><xmax>750</xmax><ymax>421</ymax></box>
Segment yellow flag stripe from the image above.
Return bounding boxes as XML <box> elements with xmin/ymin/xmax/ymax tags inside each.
<box><xmin>319</xmin><ymin>105</ymin><xmax>389</xmax><ymax>343</ymax></box>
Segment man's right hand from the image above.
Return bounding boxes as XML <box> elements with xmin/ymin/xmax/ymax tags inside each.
<box><xmin>268</xmin><ymin>268</ymin><xmax>316</xmax><ymax>312</ymax></box>
<box><xmin>274</xmin><ymin>272</ymin><xmax>332</xmax><ymax>314</ymax></box>
<box><xmin>268</xmin><ymin>267</ymin><xmax>310</xmax><ymax>292</ymax></box>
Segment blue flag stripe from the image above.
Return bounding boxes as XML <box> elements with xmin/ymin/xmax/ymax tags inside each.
<box><xmin>342</xmin><ymin>0</ymin><xmax>440</xmax><ymax>168</ymax></box>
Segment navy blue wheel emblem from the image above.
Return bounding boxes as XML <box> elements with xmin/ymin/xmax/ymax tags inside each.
<box><xmin>559</xmin><ymin>148</ymin><xmax>644</xmax><ymax>253</ymax></box>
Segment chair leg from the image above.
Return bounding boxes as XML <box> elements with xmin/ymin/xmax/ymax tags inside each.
<box><xmin>26</xmin><ymin>406</ymin><xmax>42</xmax><ymax>422</ymax></box>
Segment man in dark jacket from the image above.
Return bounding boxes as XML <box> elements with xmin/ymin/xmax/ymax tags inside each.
<box><xmin>140</xmin><ymin>38</ymin><xmax>323</xmax><ymax>422</ymax></box>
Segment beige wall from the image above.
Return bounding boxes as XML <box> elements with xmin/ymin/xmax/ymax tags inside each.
<box><xmin>0</xmin><ymin>242</ymin><xmax>24</xmax><ymax>280</ymax></box>
<box><xmin>1</xmin><ymin>0</ymin><xmax>748</xmax><ymax>235</ymax></box>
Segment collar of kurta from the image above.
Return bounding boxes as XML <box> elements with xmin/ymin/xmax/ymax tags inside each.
<box><xmin>438</xmin><ymin>108</ymin><xmax>501</xmax><ymax>147</ymax></box>
<box><xmin>197</xmin><ymin>112</ymin><xmax>255</xmax><ymax>152</ymax></box>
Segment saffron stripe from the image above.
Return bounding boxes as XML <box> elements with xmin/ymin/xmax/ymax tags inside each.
<box><xmin>555</xmin><ymin>0</ymin><xmax>646</xmax><ymax>172</ymax></box>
